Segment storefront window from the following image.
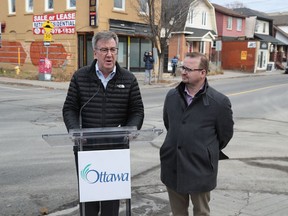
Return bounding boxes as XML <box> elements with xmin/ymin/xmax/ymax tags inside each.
<box><xmin>118</xmin><ymin>36</ymin><xmax>127</xmax><ymax>68</ymax></box>
<box><xmin>130</xmin><ymin>38</ymin><xmax>140</xmax><ymax>68</ymax></box>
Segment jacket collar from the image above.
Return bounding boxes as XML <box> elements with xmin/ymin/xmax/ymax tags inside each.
<box><xmin>88</xmin><ymin>59</ymin><xmax>123</xmax><ymax>81</ymax></box>
<box><xmin>177</xmin><ymin>78</ymin><xmax>210</xmax><ymax>106</ymax></box>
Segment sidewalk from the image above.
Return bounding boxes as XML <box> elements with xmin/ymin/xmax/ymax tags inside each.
<box><xmin>0</xmin><ymin>69</ymin><xmax>285</xmax><ymax>90</ymax></box>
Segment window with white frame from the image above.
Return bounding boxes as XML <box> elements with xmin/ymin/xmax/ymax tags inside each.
<box><xmin>114</xmin><ymin>0</ymin><xmax>125</xmax><ymax>11</ymax></box>
<box><xmin>139</xmin><ymin>0</ymin><xmax>148</xmax><ymax>14</ymax></box>
<box><xmin>67</xmin><ymin>0</ymin><xmax>76</xmax><ymax>10</ymax></box>
<box><xmin>227</xmin><ymin>16</ymin><xmax>232</xmax><ymax>29</ymax></box>
<box><xmin>45</xmin><ymin>0</ymin><xmax>54</xmax><ymax>11</ymax></box>
<box><xmin>262</xmin><ymin>22</ymin><xmax>266</xmax><ymax>33</ymax></box>
<box><xmin>201</xmin><ymin>11</ymin><xmax>207</xmax><ymax>26</ymax></box>
<box><xmin>236</xmin><ymin>18</ymin><xmax>242</xmax><ymax>31</ymax></box>
<box><xmin>255</xmin><ymin>20</ymin><xmax>260</xmax><ymax>32</ymax></box>
<box><xmin>200</xmin><ymin>41</ymin><xmax>205</xmax><ymax>54</ymax></box>
<box><xmin>187</xmin><ymin>9</ymin><xmax>194</xmax><ymax>24</ymax></box>
<box><xmin>8</xmin><ymin>0</ymin><xmax>16</xmax><ymax>14</ymax></box>
<box><xmin>26</xmin><ymin>0</ymin><xmax>33</xmax><ymax>13</ymax></box>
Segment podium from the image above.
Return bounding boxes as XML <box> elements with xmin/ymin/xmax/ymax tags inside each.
<box><xmin>42</xmin><ymin>126</ymin><xmax>163</xmax><ymax>216</ymax></box>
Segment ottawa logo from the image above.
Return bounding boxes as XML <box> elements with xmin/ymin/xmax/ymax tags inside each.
<box><xmin>81</xmin><ymin>164</ymin><xmax>129</xmax><ymax>184</ymax></box>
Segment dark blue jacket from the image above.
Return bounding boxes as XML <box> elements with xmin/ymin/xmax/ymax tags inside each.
<box><xmin>171</xmin><ymin>57</ymin><xmax>178</xmax><ymax>66</ymax></box>
<box><xmin>143</xmin><ymin>55</ymin><xmax>154</xmax><ymax>70</ymax></box>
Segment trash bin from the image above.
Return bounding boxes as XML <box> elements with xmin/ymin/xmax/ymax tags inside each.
<box><xmin>267</xmin><ymin>63</ymin><xmax>272</xmax><ymax>71</ymax></box>
<box><xmin>38</xmin><ymin>58</ymin><xmax>52</xmax><ymax>81</ymax></box>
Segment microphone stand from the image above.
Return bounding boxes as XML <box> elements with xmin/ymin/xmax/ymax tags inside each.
<box><xmin>78</xmin><ymin>85</ymin><xmax>100</xmax><ymax>216</ymax></box>
<box><xmin>78</xmin><ymin>86</ymin><xmax>100</xmax><ymax>150</ymax></box>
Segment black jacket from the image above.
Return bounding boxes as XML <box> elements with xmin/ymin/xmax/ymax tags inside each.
<box><xmin>160</xmin><ymin>80</ymin><xmax>234</xmax><ymax>193</ymax></box>
<box><xmin>62</xmin><ymin>59</ymin><xmax>144</xmax><ymax>131</ymax></box>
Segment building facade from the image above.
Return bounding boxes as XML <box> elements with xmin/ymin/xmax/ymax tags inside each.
<box><xmin>167</xmin><ymin>0</ymin><xmax>217</xmax><ymax>71</ymax></box>
<box><xmin>234</xmin><ymin>7</ymin><xmax>286</xmax><ymax>72</ymax></box>
<box><xmin>0</xmin><ymin>0</ymin><xmax>153</xmax><ymax>80</ymax></box>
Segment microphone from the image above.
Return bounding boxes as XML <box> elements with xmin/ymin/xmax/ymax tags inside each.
<box><xmin>77</xmin><ymin>84</ymin><xmax>100</xmax><ymax>151</ymax></box>
<box><xmin>76</xmin><ymin>82</ymin><xmax>100</xmax><ymax>216</ymax></box>
<box><xmin>79</xmin><ymin>84</ymin><xmax>100</xmax><ymax>129</ymax></box>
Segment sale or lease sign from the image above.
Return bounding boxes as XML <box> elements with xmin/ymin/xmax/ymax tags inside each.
<box><xmin>33</xmin><ymin>12</ymin><xmax>76</xmax><ymax>35</ymax></box>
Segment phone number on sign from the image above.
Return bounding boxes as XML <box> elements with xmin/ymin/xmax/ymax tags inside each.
<box><xmin>53</xmin><ymin>28</ymin><xmax>75</xmax><ymax>34</ymax></box>
<box><xmin>33</xmin><ymin>27</ymin><xmax>75</xmax><ymax>35</ymax></box>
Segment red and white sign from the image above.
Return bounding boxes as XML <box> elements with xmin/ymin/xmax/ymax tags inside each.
<box><xmin>39</xmin><ymin>58</ymin><xmax>52</xmax><ymax>74</ymax></box>
<box><xmin>33</xmin><ymin>12</ymin><xmax>76</xmax><ymax>35</ymax></box>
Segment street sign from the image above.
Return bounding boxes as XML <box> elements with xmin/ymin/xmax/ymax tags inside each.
<box><xmin>44</xmin><ymin>33</ymin><xmax>52</xmax><ymax>42</ymax></box>
<box><xmin>42</xmin><ymin>20</ymin><xmax>54</xmax><ymax>42</ymax></box>
<box><xmin>216</xmin><ymin>40</ymin><xmax>222</xmax><ymax>51</ymax></box>
<box><xmin>43</xmin><ymin>41</ymin><xmax>51</xmax><ymax>46</ymax></box>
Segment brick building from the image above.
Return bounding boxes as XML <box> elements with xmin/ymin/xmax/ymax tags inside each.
<box><xmin>0</xmin><ymin>0</ymin><xmax>153</xmax><ymax>80</ymax></box>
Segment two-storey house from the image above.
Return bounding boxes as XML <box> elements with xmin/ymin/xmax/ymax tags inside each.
<box><xmin>212</xmin><ymin>3</ymin><xmax>246</xmax><ymax>70</ymax></box>
<box><xmin>167</xmin><ymin>0</ymin><xmax>217</xmax><ymax>70</ymax></box>
<box><xmin>234</xmin><ymin>7</ymin><xmax>286</xmax><ymax>71</ymax></box>
<box><xmin>0</xmin><ymin>0</ymin><xmax>153</xmax><ymax>80</ymax></box>
<box><xmin>269</xmin><ymin>12</ymin><xmax>288</xmax><ymax>66</ymax></box>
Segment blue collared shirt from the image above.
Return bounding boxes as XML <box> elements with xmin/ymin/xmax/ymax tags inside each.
<box><xmin>184</xmin><ymin>86</ymin><xmax>193</xmax><ymax>106</ymax></box>
<box><xmin>184</xmin><ymin>85</ymin><xmax>204</xmax><ymax>106</ymax></box>
<box><xmin>95</xmin><ymin>64</ymin><xmax>116</xmax><ymax>89</ymax></box>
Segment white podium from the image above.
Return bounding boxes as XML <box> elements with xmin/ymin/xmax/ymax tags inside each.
<box><xmin>42</xmin><ymin>126</ymin><xmax>163</xmax><ymax>216</ymax></box>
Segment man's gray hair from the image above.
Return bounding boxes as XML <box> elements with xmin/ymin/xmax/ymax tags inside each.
<box><xmin>92</xmin><ymin>31</ymin><xmax>119</xmax><ymax>50</ymax></box>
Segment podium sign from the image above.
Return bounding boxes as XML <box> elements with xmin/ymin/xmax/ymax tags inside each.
<box><xmin>42</xmin><ymin>126</ymin><xmax>163</xmax><ymax>215</ymax></box>
<box><xmin>78</xmin><ymin>149</ymin><xmax>131</xmax><ymax>202</ymax></box>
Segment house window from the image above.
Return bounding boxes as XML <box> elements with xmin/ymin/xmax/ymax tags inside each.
<box><xmin>255</xmin><ymin>20</ymin><xmax>260</xmax><ymax>32</ymax></box>
<box><xmin>67</xmin><ymin>0</ymin><xmax>76</xmax><ymax>10</ymax></box>
<box><xmin>227</xmin><ymin>16</ymin><xmax>232</xmax><ymax>30</ymax></box>
<box><xmin>26</xmin><ymin>0</ymin><xmax>33</xmax><ymax>13</ymax></box>
<box><xmin>139</xmin><ymin>0</ymin><xmax>148</xmax><ymax>14</ymax></box>
<box><xmin>114</xmin><ymin>0</ymin><xmax>125</xmax><ymax>10</ymax></box>
<box><xmin>8</xmin><ymin>0</ymin><xmax>16</xmax><ymax>14</ymax></box>
<box><xmin>201</xmin><ymin>11</ymin><xmax>207</xmax><ymax>26</ymax></box>
<box><xmin>236</xmin><ymin>18</ymin><xmax>242</xmax><ymax>31</ymax></box>
<box><xmin>200</xmin><ymin>41</ymin><xmax>205</xmax><ymax>54</ymax></box>
<box><xmin>263</xmin><ymin>23</ymin><xmax>266</xmax><ymax>33</ymax></box>
<box><xmin>45</xmin><ymin>0</ymin><xmax>54</xmax><ymax>11</ymax></box>
<box><xmin>187</xmin><ymin>9</ymin><xmax>194</xmax><ymax>24</ymax></box>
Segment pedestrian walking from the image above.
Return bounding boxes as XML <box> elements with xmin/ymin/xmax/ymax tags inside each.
<box><xmin>171</xmin><ymin>56</ymin><xmax>178</xmax><ymax>77</ymax></box>
<box><xmin>62</xmin><ymin>30</ymin><xmax>144</xmax><ymax>216</ymax></box>
<box><xmin>160</xmin><ymin>52</ymin><xmax>234</xmax><ymax>216</ymax></box>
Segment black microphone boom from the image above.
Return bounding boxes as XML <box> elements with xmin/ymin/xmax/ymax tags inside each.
<box><xmin>79</xmin><ymin>85</ymin><xmax>100</xmax><ymax>129</ymax></box>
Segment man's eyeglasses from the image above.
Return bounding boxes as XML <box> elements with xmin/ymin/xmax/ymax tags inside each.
<box><xmin>96</xmin><ymin>47</ymin><xmax>119</xmax><ymax>54</ymax></box>
<box><xmin>178</xmin><ymin>65</ymin><xmax>204</xmax><ymax>73</ymax></box>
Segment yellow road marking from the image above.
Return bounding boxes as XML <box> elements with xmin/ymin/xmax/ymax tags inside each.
<box><xmin>227</xmin><ymin>83</ymin><xmax>288</xmax><ymax>97</ymax></box>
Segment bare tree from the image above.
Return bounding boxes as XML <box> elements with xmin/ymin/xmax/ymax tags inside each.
<box><xmin>225</xmin><ymin>1</ymin><xmax>246</xmax><ymax>9</ymax></box>
<box><xmin>132</xmin><ymin>0</ymin><xmax>192</xmax><ymax>81</ymax></box>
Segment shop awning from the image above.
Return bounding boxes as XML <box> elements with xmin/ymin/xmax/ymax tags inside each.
<box><xmin>109</xmin><ymin>19</ymin><xmax>151</xmax><ymax>37</ymax></box>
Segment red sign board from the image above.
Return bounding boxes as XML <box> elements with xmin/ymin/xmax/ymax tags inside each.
<box><xmin>33</xmin><ymin>12</ymin><xmax>76</xmax><ymax>35</ymax></box>
<box><xmin>39</xmin><ymin>58</ymin><xmax>52</xmax><ymax>74</ymax></box>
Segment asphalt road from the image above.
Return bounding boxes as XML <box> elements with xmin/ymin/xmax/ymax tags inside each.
<box><xmin>0</xmin><ymin>73</ymin><xmax>288</xmax><ymax>216</ymax></box>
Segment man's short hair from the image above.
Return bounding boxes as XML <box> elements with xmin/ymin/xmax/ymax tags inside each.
<box><xmin>92</xmin><ymin>31</ymin><xmax>119</xmax><ymax>50</ymax></box>
<box><xmin>185</xmin><ymin>52</ymin><xmax>209</xmax><ymax>72</ymax></box>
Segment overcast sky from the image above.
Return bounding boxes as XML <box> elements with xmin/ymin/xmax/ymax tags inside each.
<box><xmin>210</xmin><ymin>0</ymin><xmax>288</xmax><ymax>13</ymax></box>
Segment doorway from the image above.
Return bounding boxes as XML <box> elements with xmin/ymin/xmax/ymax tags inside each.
<box><xmin>257</xmin><ymin>50</ymin><xmax>267</xmax><ymax>69</ymax></box>
<box><xmin>78</xmin><ymin>32</ymin><xmax>94</xmax><ymax>69</ymax></box>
